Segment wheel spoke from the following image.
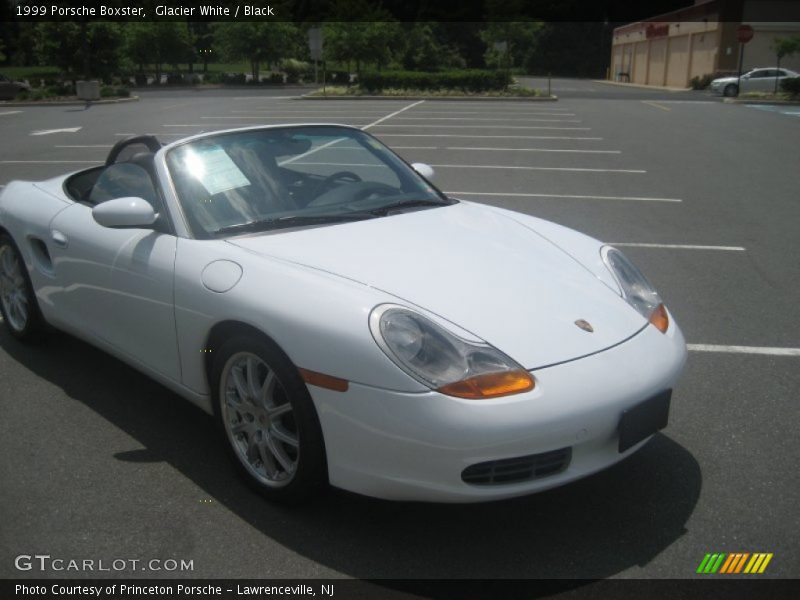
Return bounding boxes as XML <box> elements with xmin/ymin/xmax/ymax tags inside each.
<box><xmin>259</xmin><ymin>370</ymin><xmax>277</xmax><ymax>409</ymax></box>
<box><xmin>267</xmin><ymin>402</ymin><xmax>292</xmax><ymax>420</ymax></box>
<box><xmin>246</xmin><ymin>357</ymin><xmax>261</xmax><ymax>399</ymax></box>
<box><xmin>231</xmin><ymin>366</ymin><xmax>250</xmax><ymax>403</ymax></box>
<box><xmin>257</xmin><ymin>439</ymin><xmax>280</xmax><ymax>477</ymax></box>
<box><xmin>266</xmin><ymin>436</ymin><xmax>295</xmax><ymax>473</ymax></box>
<box><xmin>230</xmin><ymin>420</ymin><xmax>249</xmax><ymax>435</ymax></box>
<box><xmin>270</xmin><ymin>422</ymin><xmax>299</xmax><ymax>447</ymax></box>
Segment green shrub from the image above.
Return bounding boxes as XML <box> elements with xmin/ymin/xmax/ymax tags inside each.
<box><xmin>325</xmin><ymin>70</ymin><xmax>351</xmax><ymax>85</ymax></box>
<box><xmin>282</xmin><ymin>58</ymin><xmax>308</xmax><ymax>84</ymax></box>
<box><xmin>46</xmin><ymin>82</ymin><xmax>74</xmax><ymax>96</ymax></box>
<box><xmin>359</xmin><ymin>70</ymin><xmax>512</xmax><ymax>93</ymax></box>
<box><xmin>100</xmin><ymin>86</ymin><xmax>130</xmax><ymax>98</ymax></box>
<box><xmin>222</xmin><ymin>72</ymin><xmax>247</xmax><ymax>85</ymax></box>
<box><xmin>16</xmin><ymin>88</ymin><xmax>54</xmax><ymax>101</ymax></box>
<box><xmin>269</xmin><ymin>73</ymin><xmax>284</xmax><ymax>84</ymax></box>
<box><xmin>781</xmin><ymin>76</ymin><xmax>800</xmax><ymax>96</ymax></box>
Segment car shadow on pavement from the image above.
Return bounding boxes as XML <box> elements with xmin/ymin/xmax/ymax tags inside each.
<box><xmin>1</xmin><ymin>329</ymin><xmax>702</xmax><ymax>582</ymax></box>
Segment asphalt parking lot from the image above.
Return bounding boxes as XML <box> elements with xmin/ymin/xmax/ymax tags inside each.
<box><xmin>1</xmin><ymin>80</ymin><xmax>798</xmax><ymax>581</ymax></box>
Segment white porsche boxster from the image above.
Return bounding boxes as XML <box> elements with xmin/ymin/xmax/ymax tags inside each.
<box><xmin>0</xmin><ymin>125</ymin><xmax>687</xmax><ymax>503</ymax></box>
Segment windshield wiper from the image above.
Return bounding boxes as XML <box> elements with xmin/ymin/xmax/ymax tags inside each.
<box><xmin>366</xmin><ymin>197</ymin><xmax>452</xmax><ymax>216</ymax></box>
<box><xmin>214</xmin><ymin>212</ymin><xmax>377</xmax><ymax>236</ymax></box>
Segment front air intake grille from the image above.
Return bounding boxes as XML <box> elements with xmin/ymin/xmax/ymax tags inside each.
<box><xmin>461</xmin><ymin>447</ymin><xmax>572</xmax><ymax>486</ymax></box>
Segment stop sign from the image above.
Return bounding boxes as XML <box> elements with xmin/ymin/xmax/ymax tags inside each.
<box><xmin>737</xmin><ymin>24</ymin><xmax>754</xmax><ymax>44</ymax></box>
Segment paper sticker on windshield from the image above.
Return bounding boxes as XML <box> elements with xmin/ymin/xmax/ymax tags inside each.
<box><xmin>186</xmin><ymin>147</ymin><xmax>250</xmax><ymax>195</ymax></box>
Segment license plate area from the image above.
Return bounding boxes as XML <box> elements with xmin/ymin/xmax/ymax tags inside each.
<box><xmin>618</xmin><ymin>389</ymin><xmax>671</xmax><ymax>453</ymax></box>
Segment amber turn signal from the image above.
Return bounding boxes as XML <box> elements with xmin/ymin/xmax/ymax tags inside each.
<box><xmin>437</xmin><ymin>370</ymin><xmax>535</xmax><ymax>399</ymax></box>
<box><xmin>299</xmin><ymin>368</ymin><xmax>349</xmax><ymax>392</ymax></box>
<box><xmin>649</xmin><ymin>303</ymin><xmax>669</xmax><ymax>333</ymax></box>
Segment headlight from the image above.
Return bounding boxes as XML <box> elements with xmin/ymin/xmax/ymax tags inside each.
<box><xmin>601</xmin><ymin>246</ymin><xmax>669</xmax><ymax>333</ymax></box>
<box><xmin>369</xmin><ymin>305</ymin><xmax>534</xmax><ymax>399</ymax></box>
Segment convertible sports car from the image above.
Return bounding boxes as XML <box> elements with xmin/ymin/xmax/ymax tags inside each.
<box><xmin>0</xmin><ymin>125</ymin><xmax>687</xmax><ymax>502</ymax></box>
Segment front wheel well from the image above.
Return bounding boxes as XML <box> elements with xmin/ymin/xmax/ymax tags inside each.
<box><xmin>203</xmin><ymin>320</ymin><xmax>293</xmax><ymax>388</ymax></box>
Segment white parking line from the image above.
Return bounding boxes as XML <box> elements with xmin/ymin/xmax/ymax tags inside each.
<box><xmin>280</xmin><ymin>100</ymin><xmax>426</xmax><ymax>166</ymax></box>
<box><xmin>446</xmin><ymin>191</ymin><xmax>681</xmax><ymax>202</ymax></box>
<box><xmin>377</xmin><ymin>134</ymin><xmax>603</xmax><ymax>140</ymax></box>
<box><xmin>687</xmin><ymin>344</ymin><xmax>800</xmax><ymax>356</ymax></box>
<box><xmin>610</xmin><ymin>243</ymin><xmax>745</xmax><ymax>251</ymax></box>
<box><xmin>361</xmin><ymin>100</ymin><xmax>426</xmax><ymax>131</ymax></box>
<box><xmin>430</xmin><ymin>164</ymin><xmax>645</xmax><ymax>173</ymax></box>
<box><xmin>0</xmin><ymin>111</ymin><xmax>23</xmax><ymax>116</ymax></box>
<box><xmin>373</xmin><ymin>124</ymin><xmax>591</xmax><ymax>130</ymax></box>
<box><xmin>445</xmin><ymin>147</ymin><xmax>620</xmax><ymax>154</ymax></box>
<box><xmin>391</xmin><ymin>117</ymin><xmax>582</xmax><ymax>123</ymax></box>
<box><xmin>230</xmin><ymin>111</ymin><xmax>389</xmax><ymax>115</ymax></box>
<box><xmin>406</xmin><ymin>111</ymin><xmax>577</xmax><ymax>116</ymax></box>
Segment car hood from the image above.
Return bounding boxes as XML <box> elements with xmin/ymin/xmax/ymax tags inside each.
<box><xmin>712</xmin><ymin>77</ymin><xmax>737</xmax><ymax>84</ymax></box>
<box><xmin>228</xmin><ymin>201</ymin><xmax>646</xmax><ymax>369</ymax></box>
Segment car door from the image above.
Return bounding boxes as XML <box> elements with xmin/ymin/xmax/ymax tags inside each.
<box><xmin>748</xmin><ymin>69</ymin><xmax>772</xmax><ymax>91</ymax></box>
<box><xmin>47</xmin><ymin>162</ymin><xmax>181</xmax><ymax>382</ymax></box>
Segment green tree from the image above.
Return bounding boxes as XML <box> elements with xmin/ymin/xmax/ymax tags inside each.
<box><xmin>215</xmin><ymin>21</ymin><xmax>298</xmax><ymax>83</ymax></box>
<box><xmin>125</xmin><ymin>22</ymin><xmax>192</xmax><ymax>83</ymax></box>
<box><xmin>34</xmin><ymin>23</ymin><xmax>82</xmax><ymax>75</ymax></box>
<box><xmin>323</xmin><ymin>1</ymin><xmax>401</xmax><ymax>75</ymax></box>
<box><xmin>399</xmin><ymin>23</ymin><xmax>465</xmax><ymax>71</ymax></box>
<box><xmin>480</xmin><ymin>21</ymin><xmax>543</xmax><ymax>70</ymax></box>
<box><xmin>772</xmin><ymin>36</ymin><xmax>800</xmax><ymax>93</ymax></box>
<box><xmin>773</xmin><ymin>36</ymin><xmax>800</xmax><ymax>66</ymax></box>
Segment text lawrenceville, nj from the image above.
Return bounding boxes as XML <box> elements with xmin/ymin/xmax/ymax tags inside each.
<box><xmin>157</xmin><ymin>5</ymin><xmax>276</xmax><ymax>16</ymax></box>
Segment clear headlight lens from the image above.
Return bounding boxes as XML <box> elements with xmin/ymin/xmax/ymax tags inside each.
<box><xmin>601</xmin><ymin>246</ymin><xmax>669</xmax><ymax>333</ymax></box>
<box><xmin>369</xmin><ymin>305</ymin><xmax>534</xmax><ymax>399</ymax></box>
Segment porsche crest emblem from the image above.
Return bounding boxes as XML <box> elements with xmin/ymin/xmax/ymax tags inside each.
<box><xmin>575</xmin><ymin>319</ymin><xmax>594</xmax><ymax>333</ymax></box>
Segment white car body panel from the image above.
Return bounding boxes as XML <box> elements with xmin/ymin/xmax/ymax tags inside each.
<box><xmin>315</xmin><ymin>313</ymin><xmax>685</xmax><ymax>501</ymax></box>
<box><xmin>230</xmin><ymin>201</ymin><xmax>646</xmax><ymax>370</ymax></box>
<box><xmin>0</xmin><ymin>125</ymin><xmax>688</xmax><ymax>502</ymax></box>
<box><xmin>47</xmin><ymin>204</ymin><xmax>181</xmax><ymax>380</ymax></box>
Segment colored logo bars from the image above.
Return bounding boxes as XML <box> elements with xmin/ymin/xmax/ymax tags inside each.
<box><xmin>696</xmin><ymin>552</ymin><xmax>773</xmax><ymax>574</ymax></box>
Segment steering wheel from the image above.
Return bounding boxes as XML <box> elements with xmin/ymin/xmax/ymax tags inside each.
<box><xmin>308</xmin><ymin>181</ymin><xmax>398</xmax><ymax>208</ymax></box>
<box><xmin>106</xmin><ymin>135</ymin><xmax>162</xmax><ymax>166</ymax></box>
<box><xmin>311</xmin><ymin>171</ymin><xmax>362</xmax><ymax>200</ymax></box>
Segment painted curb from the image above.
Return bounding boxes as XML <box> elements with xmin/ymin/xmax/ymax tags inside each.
<box><xmin>0</xmin><ymin>96</ymin><xmax>139</xmax><ymax>107</ymax></box>
<box><xmin>592</xmin><ymin>80</ymin><xmax>692</xmax><ymax>92</ymax></box>
<box><xmin>725</xmin><ymin>98</ymin><xmax>800</xmax><ymax>106</ymax></box>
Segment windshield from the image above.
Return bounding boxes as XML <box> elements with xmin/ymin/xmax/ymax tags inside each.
<box><xmin>165</xmin><ymin>126</ymin><xmax>451</xmax><ymax>239</ymax></box>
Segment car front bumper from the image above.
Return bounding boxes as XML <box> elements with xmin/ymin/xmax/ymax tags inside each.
<box><xmin>308</xmin><ymin>315</ymin><xmax>687</xmax><ymax>502</ymax></box>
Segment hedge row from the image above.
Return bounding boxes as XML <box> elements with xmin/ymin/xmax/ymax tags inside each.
<box><xmin>358</xmin><ymin>70</ymin><xmax>511</xmax><ymax>92</ymax></box>
<box><xmin>781</xmin><ymin>76</ymin><xmax>800</xmax><ymax>95</ymax></box>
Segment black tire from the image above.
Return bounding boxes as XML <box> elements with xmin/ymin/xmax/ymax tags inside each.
<box><xmin>0</xmin><ymin>233</ymin><xmax>46</xmax><ymax>341</ymax></box>
<box><xmin>724</xmin><ymin>83</ymin><xmax>738</xmax><ymax>97</ymax></box>
<box><xmin>211</xmin><ymin>334</ymin><xmax>327</xmax><ymax>503</ymax></box>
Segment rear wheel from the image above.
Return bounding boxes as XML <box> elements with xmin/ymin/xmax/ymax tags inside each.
<box><xmin>0</xmin><ymin>234</ymin><xmax>45</xmax><ymax>340</ymax></box>
<box><xmin>211</xmin><ymin>335</ymin><xmax>327</xmax><ymax>503</ymax></box>
<box><xmin>723</xmin><ymin>83</ymin><xmax>738</xmax><ymax>97</ymax></box>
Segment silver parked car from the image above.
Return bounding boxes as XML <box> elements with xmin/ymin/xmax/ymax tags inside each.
<box><xmin>710</xmin><ymin>67</ymin><xmax>799</xmax><ymax>96</ymax></box>
<box><xmin>0</xmin><ymin>74</ymin><xmax>30</xmax><ymax>100</ymax></box>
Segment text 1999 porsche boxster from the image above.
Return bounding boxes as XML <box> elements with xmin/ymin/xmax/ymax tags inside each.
<box><xmin>0</xmin><ymin>125</ymin><xmax>686</xmax><ymax>502</ymax></box>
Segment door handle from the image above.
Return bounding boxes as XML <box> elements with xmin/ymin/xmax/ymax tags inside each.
<box><xmin>51</xmin><ymin>230</ymin><xmax>69</xmax><ymax>248</ymax></box>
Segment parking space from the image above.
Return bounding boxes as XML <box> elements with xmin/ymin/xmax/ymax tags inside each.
<box><xmin>1</xmin><ymin>87</ymin><xmax>798</xmax><ymax>580</ymax></box>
